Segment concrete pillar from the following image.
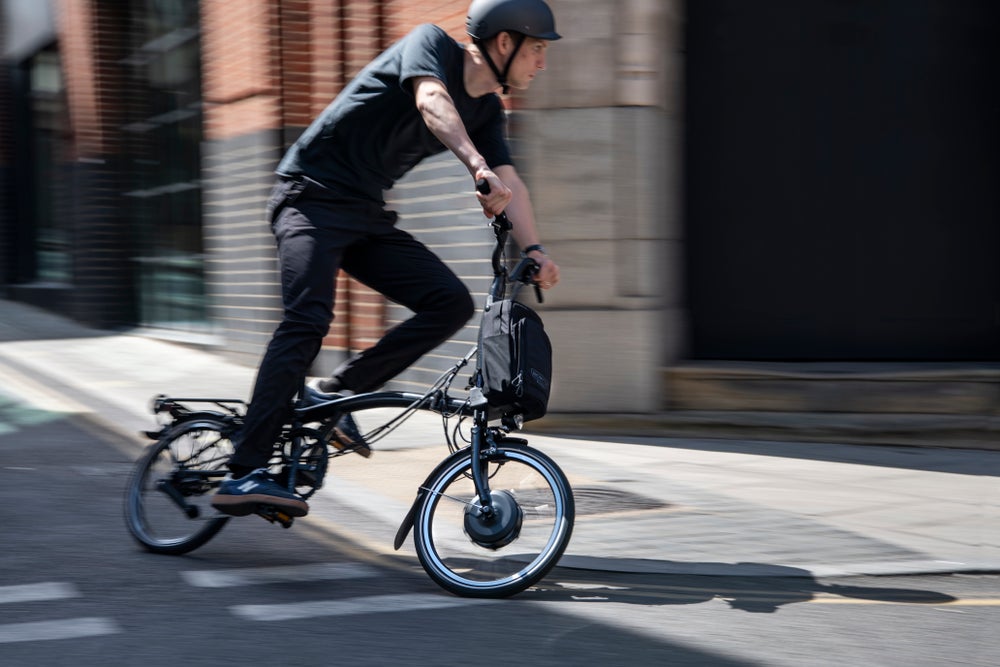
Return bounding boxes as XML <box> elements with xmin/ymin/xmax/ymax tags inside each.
<box><xmin>512</xmin><ymin>0</ymin><xmax>683</xmax><ymax>412</ymax></box>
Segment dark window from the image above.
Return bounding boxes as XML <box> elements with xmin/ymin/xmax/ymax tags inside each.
<box><xmin>27</xmin><ymin>46</ymin><xmax>72</xmax><ymax>285</ymax></box>
<box><xmin>121</xmin><ymin>0</ymin><xmax>206</xmax><ymax>331</ymax></box>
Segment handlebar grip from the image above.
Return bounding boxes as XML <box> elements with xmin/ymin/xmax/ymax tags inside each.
<box><xmin>476</xmin><ymin>179</ymin><xmax>490</xmax><ymax>195</ymax></box>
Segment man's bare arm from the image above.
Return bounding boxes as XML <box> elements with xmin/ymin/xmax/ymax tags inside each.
<box><xmin>412</xmin><ymin>78</ymin><xmax>559</xmax><ymax>289</ymax></box>
<box><xmin>412</xmin><ymin>76</ymin><xmax>512</xmax><ymax>216</ymax></box>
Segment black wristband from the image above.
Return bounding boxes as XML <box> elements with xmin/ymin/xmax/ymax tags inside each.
<box><xmin>521</xmin><ymin>244</ymin><xmax>546</xmax><ymax>256</ymax></box>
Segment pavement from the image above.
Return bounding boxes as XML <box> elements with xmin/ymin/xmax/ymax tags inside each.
<box><xmin>1</xmin><ymin>298</ymin><xmax>998</xmax><ymax>579</ymax></box>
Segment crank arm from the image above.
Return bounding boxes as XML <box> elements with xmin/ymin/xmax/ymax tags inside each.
<box><xmin>156</xmin><ymin>479</ymin><xmax>199</xmax><ymax>519</ymax></box>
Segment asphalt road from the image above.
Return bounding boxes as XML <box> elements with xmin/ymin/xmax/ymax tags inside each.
<box><xmin>0</xmin><ymin>400</ymin><xmax>997</xmax><ymax>666</ymax></box>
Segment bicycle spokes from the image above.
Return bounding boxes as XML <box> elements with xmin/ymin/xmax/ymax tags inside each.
<box><xmin>124</xmin><ymin>419</ymin><xmax>234</xmax><ymax>555</ymax></box>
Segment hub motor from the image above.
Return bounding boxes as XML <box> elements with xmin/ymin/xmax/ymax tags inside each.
<box><xmin>464</xmin><ymin>490</ymin><xmax>524</xmax><ymax>550</ymax></box>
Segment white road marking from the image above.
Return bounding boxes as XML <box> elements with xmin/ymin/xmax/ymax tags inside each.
<box><xmin>0</xmin><ymin>582</ymin><xmax>79</xmax><ymax>604</ymax></box>
<box><xmin>0</xmin><ymin>618</ymin><xmax>120</xmax><ymax>644</ymax></box>
<box><xmin>182</xmin><ymin>562</ymin><xmax>379</xmax><ymax>588</ymax></box>
<box><xmin>231</xmin><ymin>593</ymin><xmax>492</xmax><ymax>621</ymax></box>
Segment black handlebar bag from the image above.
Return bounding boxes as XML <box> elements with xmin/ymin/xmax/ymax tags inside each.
<box><xmin>479</xmin><ymin>299</ymin><xmax>552</xmax><ymax>422</ymax></box>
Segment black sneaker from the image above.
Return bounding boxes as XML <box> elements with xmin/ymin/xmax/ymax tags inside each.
<box><xmin>303</xmin><ymin>385</ymin><xmax>372</xmax><ymax>458</ymax></box>
<box><xmin>316</xmin><ymin>377</ymin><xmax>340</xmax><ymax>393</ymax></box>
<box><xmin>333</xmin><ymin>412</ymin><xmax>372</xmax><ymax>458</ymax></box>
<box><xmin>211</xmin><ymin>469</ymin><xmax>309</xmax><ymax>517</ymax></box>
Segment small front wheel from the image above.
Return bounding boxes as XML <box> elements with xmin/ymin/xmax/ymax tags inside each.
<box><xmin>413</xmin><ymin>443</ymin><xmax>574</xmax><ymax>598</ymax></box>
<box><xmin>124</xmin><ymin>418</ymin><xmax>234</xmax><ymax>555</ymax></box>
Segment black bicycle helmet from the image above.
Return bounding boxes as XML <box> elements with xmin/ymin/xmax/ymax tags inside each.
<box><xmin>466</xmin><ymin>0</ymin><xmax>561</xmax><ymax>93</ymax></box>
<box><xmin>466</xmin><ymin>0</ymin><xmax>562</xmax><ymax>42</ymax></box>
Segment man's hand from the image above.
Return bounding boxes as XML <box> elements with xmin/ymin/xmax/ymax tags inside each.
<box><xmin>474</xmin><ymin>168</ymin><xmax>513</xmax><ymax>217</ymax></box>
<box><xmin>530</xmin><ymin>252</ymin><xmax>560</xmax><ymax>290</ymax></box>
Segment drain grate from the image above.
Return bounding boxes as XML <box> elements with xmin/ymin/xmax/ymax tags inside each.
<box><xmin>571</xmin><ymin>486</ymin><xmax>672</xmax><ymax>517</ymax></box>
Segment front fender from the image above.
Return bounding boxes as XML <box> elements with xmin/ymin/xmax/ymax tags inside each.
<box><xmin>392</xmin><ymin>437</ymin><xmax>529</xmax><ymax>550</ymax></box>
<box><xmin>393</xmin><ymin>446</ymin><xmax>474</xmax><ymax>550</ymax></box>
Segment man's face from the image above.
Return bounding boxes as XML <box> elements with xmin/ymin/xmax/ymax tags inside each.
<box><xmin>505</xmin><ymin>37</ymin><xmax>549</xmax><ymax>90</ymax></box>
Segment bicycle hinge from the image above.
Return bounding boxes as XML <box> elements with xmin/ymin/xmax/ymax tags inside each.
<box><xmin>468</xmin><ymin>387</ymin><xmax>489</xmax><ymax>409</ymax></box>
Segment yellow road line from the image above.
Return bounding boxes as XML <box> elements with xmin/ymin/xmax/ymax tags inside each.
<box><xmin>809</xmin><ymin>597</ymin><xmax>1000</xmax><ymax>606</ymax></box>
<box><xmin>546</xmin><ymin>581</ymin><xmax>1000</xmax><ymax>606</ymax></box>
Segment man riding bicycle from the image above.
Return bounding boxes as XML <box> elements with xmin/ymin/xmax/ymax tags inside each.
<box><xmin>212</xmin><ymin>0</ymin><xmax>563</xmax><ymax>518</ymax></box>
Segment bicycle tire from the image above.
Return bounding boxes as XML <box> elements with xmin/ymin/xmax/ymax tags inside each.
<box><xmin>412</xmin><ymin>443</ymin><xmax>574</xmax><ymax>598</ymax></box>
<box><xmin>124</xmin><ymin>418</ymin><xmax>233</xmax><ymax>555</ymax></box>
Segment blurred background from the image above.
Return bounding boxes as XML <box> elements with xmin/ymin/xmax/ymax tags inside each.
<box><xmin>0</xmin><ymin>0</ymin><xmax>997</xmax><ymax>441</ymax></box>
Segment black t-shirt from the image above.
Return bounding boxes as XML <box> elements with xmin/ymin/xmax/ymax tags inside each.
<box><xmin>276</xmin><ymin>24</ymin><xmax>513</xmax><ymax>203</ymax></box>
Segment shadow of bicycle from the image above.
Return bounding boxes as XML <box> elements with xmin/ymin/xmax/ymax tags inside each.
<box><xmin>526</xmin><ymin>561</ymin><xmax>958</xmax><ymax>613</ymax></box>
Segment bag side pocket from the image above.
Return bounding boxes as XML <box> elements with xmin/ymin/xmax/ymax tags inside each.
<box><xmin>511</xmin><ymin>315</ymin><xmax>553</xmax><ymax>420</ymax></box>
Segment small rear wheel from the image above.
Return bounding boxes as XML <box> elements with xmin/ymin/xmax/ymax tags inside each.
<box><xmin>413</xmin><ymin>443</ymin><xmax>574</xmax><ymax>598</ymax></box>
<box><xmin>124</xmin><ymin>418</ymin><xmax>234</xmax><ymax>555</ymax></box>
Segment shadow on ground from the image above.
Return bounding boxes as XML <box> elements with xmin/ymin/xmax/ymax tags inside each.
<box><xmin>528</xmin><ymin>563</ymin><xmax>958</xmax><ymax>613</ymax></box>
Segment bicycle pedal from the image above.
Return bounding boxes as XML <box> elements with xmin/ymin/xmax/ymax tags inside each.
<box><xmin>254</xmin><ymin>505</ymin><xmax>295</xmax><ymax>528</ymax></box>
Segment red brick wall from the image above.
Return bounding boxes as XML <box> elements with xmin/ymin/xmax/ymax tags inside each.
<box><xmin>200</xmin><ymin>0</ymin><xmax>458</xmax><ymax>143</ymax></box>
<box><xmin>58</xmin><ymin>0</ymin><xmax>126</xmax><ymax>159</ymax></box>
<box><xmin>306</xmin><ymin>2</ymin><xmax>340</xmax><ymax>116</ymax></box>
<box><xmin>201</xmin><ymin>0</ymin><xmax>282</xmax><ymax>142</ymax></box>
<box><xmin>385</xmin><ymin>1</ymin><xmax>468</xmax><ymax>41</ymax></box>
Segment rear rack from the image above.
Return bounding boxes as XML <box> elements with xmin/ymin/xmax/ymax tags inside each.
<box><xmin>150</xmin><ymin>394</ymin><xmax>247</xmax><ymax>418</ymax></box>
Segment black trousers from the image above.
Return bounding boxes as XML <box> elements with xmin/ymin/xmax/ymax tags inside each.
<box><xmin>228</xmin><ymin>177</ymin><xmax>475</xmax><ymax>470</ymax></box>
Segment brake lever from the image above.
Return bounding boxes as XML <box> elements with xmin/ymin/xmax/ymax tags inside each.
<box><xmin>528</xmin><ymin>263</ymin><xmax>544</xmax><ymax>304</ymax></box>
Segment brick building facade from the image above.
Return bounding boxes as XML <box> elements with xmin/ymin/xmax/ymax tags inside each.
<box><xmin>3</xmin><ymin>1</ymin><xmax>997</xmax><ymax>432</ymax></box>
<box><xmin>3</xmin><ymin>0</ymin><xmax>670</xmax><ymax>410</ymax></box>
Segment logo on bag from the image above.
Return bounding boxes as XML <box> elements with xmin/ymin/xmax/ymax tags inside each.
<box><xmin>530</xmin><ymin>368</ymin><xmax>550</xmax><ymax>390</ymax></box>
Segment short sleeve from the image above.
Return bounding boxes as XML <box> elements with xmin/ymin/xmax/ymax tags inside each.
<box><xmin>399</xmin><ymin>24</ymin><xmax>452</xmax><ymax>92</ymax></box>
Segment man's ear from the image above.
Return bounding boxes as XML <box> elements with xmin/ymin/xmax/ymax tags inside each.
<box><xmin>494</xmin><ymin>31</ymin><xmax>513</xmax><ymax>55</ymax></box>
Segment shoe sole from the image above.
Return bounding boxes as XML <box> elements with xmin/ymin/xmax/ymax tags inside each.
<box><xmin>211</xmin><ymin>494</ymin><xmax>309</xmax><ymax>517</ymax></box>
<box><xmin>333</xmin><ymin>426</ymin><xmax>372</xmax><ymax>458</ymax></box>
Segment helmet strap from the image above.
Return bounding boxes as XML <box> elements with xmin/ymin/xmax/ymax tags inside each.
<box><xmin>475</xmin><ymin>33</ymin><xmax>526</xmax><ymax>95</ymax></box>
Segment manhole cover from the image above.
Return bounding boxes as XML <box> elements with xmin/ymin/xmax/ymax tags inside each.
<box><xmin>572</xmin><ymin>486</ymin><xmax>672</xmax><ymax>517</ymax></box>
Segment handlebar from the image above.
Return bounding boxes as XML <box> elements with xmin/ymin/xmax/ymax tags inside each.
<box><xmin>476</xmin><ymin>179</ymin><xmax>543</xmax><ymax>304</ymax></box>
